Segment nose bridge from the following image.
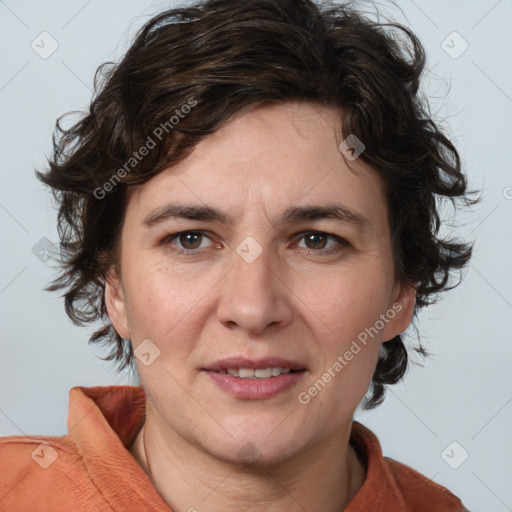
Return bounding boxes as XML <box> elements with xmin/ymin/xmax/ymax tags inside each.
<box><xmin>217</xmin><ymin>235</ymin><xmax>292</xmax><ymax>334</ymax></box>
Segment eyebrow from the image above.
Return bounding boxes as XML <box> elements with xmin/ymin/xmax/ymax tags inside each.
<box><xmin>143</xmin><ymin>202</ymin><xmax>371</xmax><ymax>231</ymax></box>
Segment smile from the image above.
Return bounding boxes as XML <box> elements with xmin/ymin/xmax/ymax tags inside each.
<box><xmin>204</xmin><ymin>369</ymin><xmax>306</xmax><ymax>399</ymax></box>
<box><xmin>214</xmin><ymin>367</ymin><xmax>294</xmax><ymax>378</ymax></box>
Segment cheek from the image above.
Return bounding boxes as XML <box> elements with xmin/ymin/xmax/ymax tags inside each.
<box><xmin>300</xmin><ymin>261</ymin><xmax>393</xmax><ymax>343</ymax></box>
<box><xmin>121</xmin><ymin>257</ymin><xmax>173</xmax><ymax>339</ymax></box>
<box><xmin>121</xmin><ymin>256</ymin><xmax>217</xmax><ymax>345</ymax></box>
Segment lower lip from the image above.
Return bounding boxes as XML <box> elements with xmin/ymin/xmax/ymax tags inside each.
<box><xmin>204</xmin><ymin>370</ymin><xmax>306</xmax><ymax>399</ymax></box>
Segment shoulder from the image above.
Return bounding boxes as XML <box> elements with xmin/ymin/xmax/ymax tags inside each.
<box><xmin>0</xmin><ymin>434</ymin><xmax>95</xmax><ymax>511</ymax></box>
<box><xmin>384</xmin><ymin>456</ymin><xmax>468</xmax><ymax>511</ymax></box>
<box><xmin>349</xmin><ymin>422</ymin><xmax>469</xmax><ymax>511</ymax></box>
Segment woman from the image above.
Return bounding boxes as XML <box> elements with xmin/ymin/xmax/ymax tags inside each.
<box><xmin>0</xmin><ymin>0</ymin><xmax>476</xmax><ymax>509</ymax></box>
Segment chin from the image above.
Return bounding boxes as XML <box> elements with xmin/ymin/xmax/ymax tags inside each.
<box><xmin>201</xmin><ymin>420</ymin><xmax>308</xmax><ymax>469</ymax></box>
<box><xmin>208</xmin><ymin>440</ymin><xmax>300</xmax><ymax>469</ymax></box>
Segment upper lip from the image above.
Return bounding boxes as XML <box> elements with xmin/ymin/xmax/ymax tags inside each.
<box><xmin>203</xmin><ymin>357</ymin><xmax>306</xmax><ymax>371</ymax></box>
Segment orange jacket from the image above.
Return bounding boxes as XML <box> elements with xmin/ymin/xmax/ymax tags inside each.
<box><xmin>0</xmin><ymin>385</ymin><xmax>468</xmax><ymax>511</ymax></box>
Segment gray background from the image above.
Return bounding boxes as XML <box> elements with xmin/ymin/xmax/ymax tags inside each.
<box><xmin>1</xmin><ymin>1</ymin><xmax>511</xmax><ymax>510</ymax></box>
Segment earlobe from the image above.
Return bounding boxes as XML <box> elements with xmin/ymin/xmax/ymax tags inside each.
<box><xmin>104</xmin><ymin>272</ymin><xmax>131</xmax><ymax>339</ymax></box>
<box><xmin>381</xmin><ymin>282</ymin><xmax>417</xmax><ymax>342</ymax></box>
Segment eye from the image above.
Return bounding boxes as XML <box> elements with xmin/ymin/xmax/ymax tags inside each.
<box><xmin>294</xmin><ymin>231</ymin><xmax>350</xmax><ymax>254</ymax></box>
<box><xmin>162</xmin><ymin>230</ymin><xmax>216</xmax><ymax>255</ymax></box>
<box><xmin>161</xmin><ymin>229</ymin><xmax>350</xmax><ymax>257</ymax></box>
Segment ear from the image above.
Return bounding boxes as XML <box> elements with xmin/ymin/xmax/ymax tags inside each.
<box><xmin>380</xmin><ymin>281</ymin><xmax>416</xmax><ymax>342</ymax></box>
<box><xmin>104</xmin><ymin>271</ymin><xmax>131</xmax><ymax>339</ymax></box>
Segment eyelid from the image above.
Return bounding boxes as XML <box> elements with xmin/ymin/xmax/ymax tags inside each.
<box><xmin>161</xmin><ymin>229</ymin><xmax>350</xmax><ymax>255</ymax></box>
<box><xmin>292</xmin><ymin>230</ymin><xmax>351</xmax><ymax>250</ymax></box>
<box><xmin>162</xmin><ymin>230</ymin><xmax>217</xmax><ymax>253</ymax></box>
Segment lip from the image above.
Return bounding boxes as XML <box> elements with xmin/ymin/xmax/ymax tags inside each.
<box><xmin>202</xmin><ymin>356</ymin><xmax>306</xmax><ymax>372</ymax></box>
<box><xmin>204</xmin><ymin>370</ymin><xmax>306</xmax><ymax>400</ymax></box>
<box><xmin>202</xmin><ymin>357</ymin><xmax>307</xmax><ymax>400</ymax></box>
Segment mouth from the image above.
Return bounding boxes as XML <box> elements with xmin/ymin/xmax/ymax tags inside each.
<box><xmin>210</xmin><ymin>367</ymin><xmax>303</xmax><ymax>378</ymax></box>
<box><xmin>203</xmin><ymin>356</ymin><xmax>306</xmax><ymax>375</ymax></box>
<box><xmin>202</xmin><ymin>357</ymin><xmax>307</xmax><ymax>399</ymax></box>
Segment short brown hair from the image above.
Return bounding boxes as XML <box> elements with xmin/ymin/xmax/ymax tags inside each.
<box><xmin>37</xmin><ymin>0</ymin><xmax>480</xmax><ymax>408</ymax></box>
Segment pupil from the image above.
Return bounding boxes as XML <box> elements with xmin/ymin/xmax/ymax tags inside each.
<box><xmin>306</xmin><ymin>233</ymin><xmax>326</xmax><ymax>249</ymax></box>
<box><xmin>181</xmin><ymin>232</ymin><xmax>201</xmax><ymax>249</ymax></box>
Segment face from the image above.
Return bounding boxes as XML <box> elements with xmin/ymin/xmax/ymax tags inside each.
<box><xmin>106</xmin><ymin>102</ymin><xmax>415</xmax><ymax>466</ymax></box>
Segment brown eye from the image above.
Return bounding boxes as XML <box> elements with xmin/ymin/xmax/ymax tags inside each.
<box><xmin>304</xmin><ymin>232</ymin><xmax>328</xmax><ymax>250</ymax></box>
<box><xmin>295</xmin><ymin>231</ymin><xmax>350</xmax><ymax>254</ymax></box>
<box><xmin>162</xmin><ymin>230</ymin><xmax>215</xmax><ymax>255</ymax></box>
<box><xmin>178</xmin><ymin>231</ymin><xmax>203</xmax><ymax>250</ymax></box>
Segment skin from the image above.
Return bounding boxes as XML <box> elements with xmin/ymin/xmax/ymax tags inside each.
<box><xmin>105</xmin><ymin>101</ymin><xmax>416</xmax><ymax>511</ymax></box>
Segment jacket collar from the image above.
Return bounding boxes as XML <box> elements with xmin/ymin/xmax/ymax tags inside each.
<box><xmin>67</xmin><ymin>384</ymin><xmax>407</xmax><ymax>510</ymax></box>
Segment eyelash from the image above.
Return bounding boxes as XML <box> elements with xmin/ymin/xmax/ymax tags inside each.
<box><xmin>161</xmin><ymin>230</ymin><xmax>351</xmax><ymax>256</ymax></box>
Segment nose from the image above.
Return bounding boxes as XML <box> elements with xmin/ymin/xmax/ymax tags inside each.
<box><xmin>216</xmin><ymin>240</ymin><xmax>294</xmax><ymax>335</ymax></box>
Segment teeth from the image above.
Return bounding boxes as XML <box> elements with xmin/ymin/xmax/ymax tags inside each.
<box><xmin>220</xmin><ymin>367</ymin><xmax>294</xmax><ymax>378</ymax></box>
<box><xmin>255</xmin><ymin>368</ymin><xmax>272</xmax><ymax>378</ymax></box>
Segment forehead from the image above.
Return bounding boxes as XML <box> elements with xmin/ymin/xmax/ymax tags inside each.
<box><xmin>125</xmin><ymin>102</ymin><xmax>388</xmax><ymax>231</ymax></box>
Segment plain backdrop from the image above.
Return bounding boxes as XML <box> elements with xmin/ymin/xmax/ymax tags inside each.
<box><xmin>1</xmin><ymin>1</ymin><xmax>511</xmax><ymax>510</ymax></box>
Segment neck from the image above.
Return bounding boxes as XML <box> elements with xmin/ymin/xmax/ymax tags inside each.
<box><xmin>130</xmin><ymin>409</ymin><xmax>366</xmax><ymax>512</ymax></box>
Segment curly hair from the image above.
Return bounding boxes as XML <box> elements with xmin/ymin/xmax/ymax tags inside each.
<box><xmin>37</xmin><ymin>0</ymin><xmax>480</xmax><ymax>408</ymax></box>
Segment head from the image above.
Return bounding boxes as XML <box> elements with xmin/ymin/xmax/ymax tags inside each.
<box><xmin>39</xmin><ymin>0</ymin><xmax>477</xmax><ymax>464</ymax></box>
